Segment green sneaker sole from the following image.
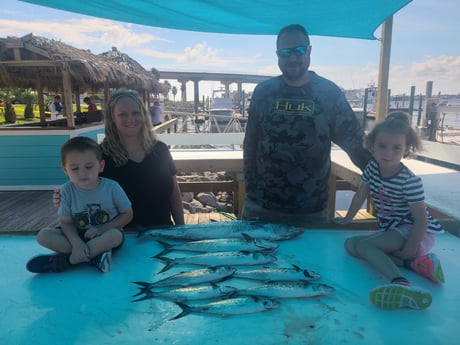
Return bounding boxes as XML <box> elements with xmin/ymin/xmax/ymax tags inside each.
<box><xmin>369</xmin><ymin>284</ymin><xmax>432</xmax><ymax>310</ymax></box>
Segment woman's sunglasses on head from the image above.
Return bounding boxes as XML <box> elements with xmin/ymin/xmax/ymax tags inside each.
<box><xmin>277</xmin><ymin>45</ymin><xmax>310</xmax><ymax>58</ymax></box>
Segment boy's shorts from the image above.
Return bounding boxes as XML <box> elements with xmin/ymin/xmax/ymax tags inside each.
<box><xmin>75</xmin><ymin>227</ymin><xmax>125</xmax><ymax>252</ymax></box>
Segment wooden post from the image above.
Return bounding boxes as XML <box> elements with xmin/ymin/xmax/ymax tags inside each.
<box><xmin>417</xmin><ymin>94</ymin><xmax>423</xmax><ymax>127</ymax></box>
<box><xmin>375</xmin><ymin>16</ymin><xmax>393</xmax><ymax>124</ymax></box>
<box><xmin>74</xmin><ymin>86</ymin><xmax>81</xmax><ymax>113</ymax></box>
<box><xmin>423</xmin><ymin>81</ymin><xmax>433</xmax><ymax>125</ymax></box>
<box><xmin>36</xmin><ymin>78</ymin><xmax>46</xmax><ymax>123</ymax></box>
<box><xmin>104</xmin><ymin>84</ymin><xmax>110</xmax><ymax>110</ymax></box>
<box><xmin>61</xmin><ymin>63</ymin><xmax>75</xmax><ymax>127</ymax></box>
<box><xmin>408</xmin><ymin>86</ymin><xmax>416</xmax><ymax>125</ymax></box>
<box><xmin>327</xmin><ymin>170</ymin><xmax>337</xmax><ymax>220</ymax></box>
<box><xmin>362</xmin><ymin>87</ymin><xmax>369</xmax><ymax>130</ymax></box>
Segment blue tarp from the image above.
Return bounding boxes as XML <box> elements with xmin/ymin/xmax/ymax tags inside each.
<box><xmin>21</xmin><ymin>0</ymin><xmax>411</xmax><ymax>39</ymax></box>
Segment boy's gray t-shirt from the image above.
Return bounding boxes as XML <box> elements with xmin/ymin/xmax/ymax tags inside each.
<box><xmin>58</xmin><ymin>177</ymin><xmax>131</xmax><ymax>230</ymax></box>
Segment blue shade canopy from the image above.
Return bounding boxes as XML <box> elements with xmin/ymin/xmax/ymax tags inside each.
<box><xmin>21</xmin><ymin>0</ymin><xmax>411</xmax><ymax>40</ymax></box>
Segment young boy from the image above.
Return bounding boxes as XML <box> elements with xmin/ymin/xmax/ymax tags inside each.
<box><xmin>27</xmin><ymin>136</ymin><xmax>133</xmax><ymax>273</ymax></box>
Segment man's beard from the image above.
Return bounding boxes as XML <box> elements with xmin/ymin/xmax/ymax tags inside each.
<box><xmin>281</xmin><ymin>62</ymin><xmax>308</xmax><ymax>82</ymax></box>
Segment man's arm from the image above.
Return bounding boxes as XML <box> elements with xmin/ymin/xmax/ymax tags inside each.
<box><xmin>331</xmin><ymin>94</ymin><xmax>372</xmax><ymax>171</ymax></box>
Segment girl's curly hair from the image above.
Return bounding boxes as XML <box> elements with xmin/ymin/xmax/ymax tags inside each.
<box><xmin>365</xmin><ymin>111</ymin><xmax>422</xmax><ymax>157</ymax></box>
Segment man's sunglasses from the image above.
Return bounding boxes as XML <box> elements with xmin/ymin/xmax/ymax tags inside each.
<box><xmin>277</xmin><ymin>45</ymin><xmax>310</xmax><ymax>58</ymax></box>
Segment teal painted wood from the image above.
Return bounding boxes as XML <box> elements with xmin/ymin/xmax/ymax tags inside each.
<box><xmin>77</xmin><ymin>129</ymin><xmax>102</xmax><ymax>142</ymax></box>
<box><xmin>0</xmin><ymin>146</ymin><xmax>59</xmax><ymax>157</ymax></box>
<box><xmin>0</xmin><ymin>127</ymin><xmax>105</xmax><ymax>188</ymax></box>
<box><xmin>3</xmin><ymin>157</ymin><xmax>61</xmax><ymax>168</ymax></box>
<box><xmin>0</xmin><ymin>168</ymin><xmax>64</xmax><ymax>179</ymax></box>
<box><xmin>0</xmin><ymin>133</ymin><xmax>68</xmax><ymax>187</ymax></box>
<box><xmin>0</xmin><ymin>134</ymin><xmax>68</xmax><ymax>146</ymax></box>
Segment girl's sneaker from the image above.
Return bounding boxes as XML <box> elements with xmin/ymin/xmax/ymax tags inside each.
<box><xmin>369</xmin><ymin>283</ymin><xmax>432</xmax><ymax>310</ymax></box>
<box><xmin>26</xmin><ymin>253</ymin><xmax>69</xmax><ymax>273</ymax></box>
<box><xmin>409</xmin><ymin>253</ymin><xmax>445</xmax><ymax>284</ymax></box>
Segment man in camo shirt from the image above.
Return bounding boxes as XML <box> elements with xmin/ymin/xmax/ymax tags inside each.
<box><xmin>242</xmin><ymin>24</ymin><xmax>372</xmax><ymax>227</ymax></box>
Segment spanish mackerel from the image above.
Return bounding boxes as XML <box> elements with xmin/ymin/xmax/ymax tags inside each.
<box><xmin>132</xmin><ymin>266</ymin><xmax>236</xmax><ymax>289</ymax></box>
<box><xmin>170</xmin><ymin>296</ymin><xmax>280</xmax><ymax>320</ymax></box>
<box><xmin>233</xmin><ymin>264</ymin><xmax>321</xmax><ymax>282</ymax></box>
<box><xmin>156</xmin><ymin>251</ymin><xmax>277</xmax><ymax>273</ymax></box>
<box><xmin>137</xmin><ymin>221</ymin><xmax>302</xmax><ymax>241</ymax></box>
<box><xmin>237</xmin><ymin>281</ymin><xmax>335</xmax><ymax>299</ymax></box>
<box><xmin>154</xmin><ymin>233</ymin><xmax>279</xmax><ymax>257</ymax></box>
<box><xmin>132</xmin><ymin>283</ymin><xmax>237</xmax><ymax>302</ymax></box>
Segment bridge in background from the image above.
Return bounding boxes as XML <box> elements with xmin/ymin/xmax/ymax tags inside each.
<box><xmin>159</xmin><ymin>71</ymin><xmax>272</xmax><ymax>113</ymax></box>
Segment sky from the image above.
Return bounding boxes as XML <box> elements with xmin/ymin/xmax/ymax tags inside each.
<box><xmin>0</xmin><ymin>0</ymin><xmax>459</xmax><ymax>101</ymax></box>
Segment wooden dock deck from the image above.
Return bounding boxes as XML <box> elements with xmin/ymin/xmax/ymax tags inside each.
<box><xmin>0</xmin><ymin>189</ymin><xmax>372</xmax><ymax>235</ymax></box>
<box><xmin>0</xmin><ymin>190</ymin><xmax>235</xmax><ymax>234</ymax></box>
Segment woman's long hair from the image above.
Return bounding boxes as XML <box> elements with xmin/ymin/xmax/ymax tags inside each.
<box><xmin>100</xmin><ymin>89</ymin><xmax>156</xmax><ymax>166</ymax></box>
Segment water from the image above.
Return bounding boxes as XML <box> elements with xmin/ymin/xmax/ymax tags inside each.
<box><xmin>389</xmin><ymin>96</ymin><xmax>460</xmax><ymax>130</ymax></box>
<box><xmin>362</xmin><ymin>97</ymin><xmax>460</xmax><ymax>145</ymax></box>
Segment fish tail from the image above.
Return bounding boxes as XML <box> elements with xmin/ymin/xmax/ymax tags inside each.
<box><xmin>136</xmin><ymin>230</ymin><xmax>148</xmax><ymax>239</ymax></box>
<box><xmin>131</xmin><ymin>289</ymin><xmax>156</xmax><ymax>302</ymax></box>
<box><xmin>169</xmin><ymin>302</ymin><xmax>192</xmax><ymax>321</ymax></box>
<box><xmin>153</xmin><ymin>240</ymin><xmax>173</xmax><ymax>257</ymax></box>
<box><xmin>131</xmin><ymin>281</ymin><xmax>153</xmax><ymax>296</ymax></box>
<box><xmin>132</xmin><ymin>281</ymin><xmax>152</xmax><ymax>288</ymax></box>
<box><xmin>155</xmin><ymin>256</ymin><xmax>175</xmax><ymax>273</ymax></box>
<box><xmin>241</xmin><ymin>233</ymin><xmax>254</xmax><ymax>242</ymax></box>
<box><xmin>131</xmin><ymin>282</ymin><xmax>156</xmax><ymax>302</ymax></box>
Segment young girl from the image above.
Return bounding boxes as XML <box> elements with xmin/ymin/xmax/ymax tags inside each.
<box><xmin>335</xmin><ymin>111</ymin><xmax>444</xmax><ymax>310</ymax></box>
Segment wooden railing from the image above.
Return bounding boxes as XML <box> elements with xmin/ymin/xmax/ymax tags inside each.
<box><xmin>153</xmin><ymin>118</ymin><xmax>178</xmax><ymax>133</ymax></box>
<box><xmin>156</xmin><ymin>131</ymin><xmax>460</xmax><ymax>235</ymax></box>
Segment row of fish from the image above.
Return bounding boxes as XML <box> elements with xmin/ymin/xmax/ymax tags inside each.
<box><xmin>132</xmin><ymin>266</ymin><xmax>333</xmax><ymax>319</ymax></box>
<box><xmin>133</xmin><ymin>279</ymin><xmax>333</xmax><ymax>301</ymax></box>
<box><xmin>137</xmin><ymin>220</ymin><xmax>303</xmax><ymax>241</ymax></box>
<box><xmin>133</xmin><ymin>221</ymin><xmax>334</xmax><ymax>320</ymax></box>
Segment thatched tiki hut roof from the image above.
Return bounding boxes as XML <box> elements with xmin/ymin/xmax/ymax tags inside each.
<box><xmin>100</xmin><ymin>46</ymin><xmax>168</xmax><ymax>103</ymax></box>
<box><xmin>0</xmin><ymin>33</ymin><xmax>161</xmax><ymax>126</ymax></box>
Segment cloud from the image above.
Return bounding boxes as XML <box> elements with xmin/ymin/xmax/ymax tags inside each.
<box><xmin>0</xmin><ymin>18</ymin><xmax>165</xmax><ymax>52</ymax></box>
<box><xmin>138</xmin><ymin>42</ymin><xmax>258</xmax><ymax>70</ymax></box>
<box><xmin>390</xmin><ymin>55</ymin><xmax>460</xmax><ymax>95</ymax></box>
<box><xmin>313</xmin><ymin>63</ymin><xmax>379</xmax><ymax>91</ymax></box>
<box><xmin>311</xmin><ymin>56</ymin><xmax>460</xmax><ymax>95</ymax></box>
